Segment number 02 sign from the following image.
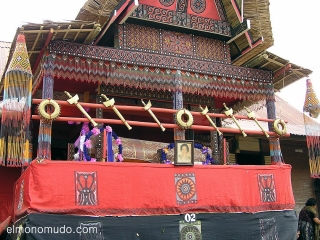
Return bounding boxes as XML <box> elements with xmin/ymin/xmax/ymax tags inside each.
<box><xmin>184</xmin><ymin>213</ymin><xmax>196</xmax><ymax>222</ymax></box>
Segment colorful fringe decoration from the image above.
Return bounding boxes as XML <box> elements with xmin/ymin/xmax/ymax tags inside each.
<box><xmin>269</xmin><ymin>137</ymin><xmax>284</xmax><ymax>165</ymax></box>
<box><xmin>36</xmin><ymin>120</ymin><xmax>53</xmax><ymax>160</ymax></box>
<box><xmin>303</xmin><ymin>78</ymin><xmax>320</xmax><ymax>178</ymax></box>
<box><xmin>0</xmin><ymin>34</ymin><xmax>32</xmax><ymax>167</ymax></box>
<box><xmin>36</xmin><ymin>54</ymin><xmax>55</xmax><ymax>161</ymax></box>
<box><xmin>303</xmin><ymin>78</ymin><xmax>320</xmax><ymax>118</ymax></box>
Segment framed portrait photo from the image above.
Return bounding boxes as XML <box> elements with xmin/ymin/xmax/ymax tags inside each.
<box><xmin>174</xmin><ymin>140</ymin><xmax>194</xmax><ymax>166</ymax></box>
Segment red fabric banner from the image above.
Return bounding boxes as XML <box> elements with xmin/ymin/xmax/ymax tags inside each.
<box><xmin>14</xmin><ymin>161</ymin><xmax>295</xmax><ymax>221</ymax></box>
<box><xmin>0</xmin><ymin>167</ymin><xmax>21</xmax><ymax>222</ymax></box>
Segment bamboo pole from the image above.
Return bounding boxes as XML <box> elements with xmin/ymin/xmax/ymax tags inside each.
<box><xmin>32</xmin><ymin>99</ymin><xmax>284</xmax><ymax>123</ymax></box>
<box><xmin>31</xmin><ymin>115</ymin><xmax>289</xmax><ymax>137</ymax></box>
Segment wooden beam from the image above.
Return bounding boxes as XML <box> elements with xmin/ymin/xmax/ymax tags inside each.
<box><xmin>19</xmin><ymin>29</ymin><xmax>95</xmax><ymax>34</ymax></box>
<box><xmin>230</xmin><ymin>0</ymin><xmax>242</xmax><ymax>22</ymax></box>
<box><xmin>229</xmin><ymin>0</ymin><xmax>253</xmax><ymax>50</ymax></box>
<box><xmin>240</xmin><ymin>37</ymin><xmax>264</xmax><ymax>55</ymax></box>
<box><xmin>273</xmin><ymin>64</ymin><xmax>291</xmax><ymax>78</ymax></box>
<box><xmin>52</xmin><ymin>25</ymin><xmax>60</xmax><ymax>40</ymax></box>
<box><xmin>73</xmin><ymin>24</ymin><xmax>84</xmax><ymax>42</ymax></box>
<box><xmin>28</xmin><ymin>26</ymin><xmax>43</xmax><ymax>59</ymax></box>
<box><xmin>84</xmin><ymin>24</ymin><xmax>101</xmax><ymax>44</ymax></box>
<box><xmin>93</xmin><ymin>0</ymin><xmax>132</xmax><ymax>45</ymax></box>
<box><xmin>227</xmin><ymin>19</ymin><xmax>250</xmax><ymax>44</ymax></box>
<box><xmin>118</xmin><ymin>0</ymin><xmax>139</xmax><ymax>24</ymax></box>
<box><xmin>31</xmin><ymin>115</ymin><xmax>289</xmax><ymax>137</ymax></box>
<box><xmin>32</xmin><ymin>28</ymin><xmax>54</xmax><ymax>73</ymax></box>
<box><xmin>62</xmin><ymin>25</ymin><xmax>71</xmax><ymax>40</ymax></box>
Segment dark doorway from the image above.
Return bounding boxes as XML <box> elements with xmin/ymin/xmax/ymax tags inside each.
<box><xmin>236</xmin><ymin>152</ymin><xmax>264</xmax><ymax>165</ymax></box>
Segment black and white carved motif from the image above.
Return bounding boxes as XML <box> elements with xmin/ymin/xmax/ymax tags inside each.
<box><xmin>159</xmin><ymin>0</ymin><xmax>175</xmax><ymax>7</ymax></box>
<box><xmin>190</xmin><ymin>0</ymin><xmax>206</xmax><ymax>14</ymax></box>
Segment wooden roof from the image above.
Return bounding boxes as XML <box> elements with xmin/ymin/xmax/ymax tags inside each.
<box><xmin>74</xmin><ymin>0</ymin><xmax>312</xmax><ymax>89</ymax></box>
<box><xmin>0</xmin><ymin>0</ymin><xmax>312</xmax><ymax>91</ymax></box>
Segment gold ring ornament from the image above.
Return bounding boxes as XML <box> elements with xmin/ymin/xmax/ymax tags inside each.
<box><xmin>175</xmin><ymin>109</ymin><xmax>194</xmax><ymax>129</ymax></box>
<box><xmin>273</xmin><ymin>118</ymin><xmax>287</xmax><ymax>136</ymax></box>
<box><xmin>38</xmin><ymin>99</ymin><xmax>61</xmax><ymax>121</ymax></box>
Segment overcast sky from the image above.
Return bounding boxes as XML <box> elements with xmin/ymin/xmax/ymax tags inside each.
<box><xmin>0</xmin><ymin>0</ymin><xmax>319</xmax><ymax>114</ymax></box>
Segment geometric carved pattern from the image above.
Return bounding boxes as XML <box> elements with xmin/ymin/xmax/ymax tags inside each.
<box><xmin>119</xmin><ymin>23</ymin><xmax>228</xmax><ymax>62</ymax></box>
<box><xmin>75</xmin><ymin>172</ymin><xmax>98</xmax><ymax>206</ymax></box>
<box><xmin>260</xmin><ymin>218</ymin><xmax>279</xmax><ymax>240</ymax></box>
<box><xmin>100</xmin><ymin>84</ymin><xmax>214</xmax><ymax>105</ymax></box>
<box><xmin>123</xmin><ymin>24</ymin><xmax>161</xmax><ymax>53</ymax></box>
<box><xmin>215</xmin><ymin>0</ymin><xmax>226</xmax><ymax>21</ymax></box>
<box><xmin>37</xmin><ymin>54</ymin><xmax>275</xmax><ymax>103</ymax></box>
<box><xmin>177</xmin><ymin>0</ymin><xmax>188</xmax><ymax>13</ymax></box>
<box><xmin>48</xmin><ymin>41</ymin><xmax>273</xmax><ymax>83</ymax></box>
<box><xmin>175</xmin><ymin>173</ymin><xmax>197</xmax><ymax>205</ymax></box>
<box><xmin>190</xmin><ymin>0</ymin><xmax>206</xmax><ymax>14</ymax></box>
<box><xmin>258</xmin><ymin>174</ymin><xmax>276</xmax><ymax>203</ymax></box>
<box><xmin>162</xmin><ymin>30</ymin><xmax>194</xmax><ymax>56</ymax></box>
<box><xmin>159</xmin><ymin>0</ymin><xmax>175</xmax><ymax>7</ymax></box>
<box><xmin>67</xmin><ymin>143</ymin><xmax>75</xmax><ymax>161</ymax></box>
<box><xmin>104</xmin><ymin>24</ymin><xmax>219</xmax><ymax>65</ymax></box>
<box><xmin>179</xmin><ymin>221</ymin><xmax>202</xmax><ymax>240</ymax></box>
<box><xmin>131</xmin><ymin>4</ymin><xmax>231</xmax><ymax>37</ymax></box>
<box><xmin>194</xmin><ymin>36</ymin><xmax>225</xmax><ymax>62</ymax></box>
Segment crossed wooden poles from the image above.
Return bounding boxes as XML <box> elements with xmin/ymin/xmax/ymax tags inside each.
<box><xmin>32</xmin><ymin>93</ymin><xmax>286</xmax><ymax>137</ymax></box>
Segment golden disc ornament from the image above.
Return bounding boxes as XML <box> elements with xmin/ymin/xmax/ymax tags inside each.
<box><xmin>272</xmin><ymin>118</ymin><xmax>287</xmax><ymax>136</ymax></box>
<box><xmin>175</xmin><ymin>109</ymin><xmax>194</xmax><ymax>129</ymax></box>
<box><xmin>38</xmin><ymin>99</ymin><xmax>61</xmax><ymax>121</ymax></box>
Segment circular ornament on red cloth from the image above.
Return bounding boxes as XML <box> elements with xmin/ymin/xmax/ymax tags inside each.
<box><xmin>159</xmin><ymin>0</ymin><xmax>175</xmax><ymax>7</ymax></box>
<box><xmin>176</xmin><ymin>177</ymin><xmax>196</xmax><ymax>201</ymax></box>
<box><xmin>191</xmin><ymin>0</ymin><xmax>206</xmax><ymax>14</ymax></box>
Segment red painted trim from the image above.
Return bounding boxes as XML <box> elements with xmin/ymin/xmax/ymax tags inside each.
<box><xmin>32</xmin><ymin>28</ymin><xmax>54</xmax><ymax>73</ymax></box>
<box><xmin>93</xmin><ymin>0</ymin><xmax>131</xmax><ymax>45</ymax></box>
<box><xmin>245</xmin><ymin>32</ymin><xmax>252</xmax><ymax>48</ymax></box>
<box><xmin>118</xmin><ymin>0</ymin><xmax>139</xmax><ymax>24</ymax></box>
<box><xmin>273</xmin><ymin>64</ymin><xmax>292</xmax><ymax>78</ymax></box>
<box><xmin>230</xmin><ymin>0</ymin><xmax>242</xmax><ymax>22</ymax></box>
<box><xmin>32</xmin><ymin>99</ymin><xmax>286</xmax><ymax>123</ymax></box>
<box><xmin>31</xmin><ymin>115</ymin><xmax>289</xmax><ymax>137</ymax></box>
<box><xmin>241</xmin><ymin>38</ymin><xmax>263</xmax><ymax>55</ymax></box>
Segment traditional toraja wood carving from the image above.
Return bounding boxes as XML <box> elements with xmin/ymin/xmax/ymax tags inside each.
<box><xmin>101</xmin><ymin>94</ymin><xmax>132</xmax><ymax>130</ymax></box>
<box><xmin>199</xmin><ymin>105</ymin><xmax>222</xmax><ymax>135</ymax></box>
<box><xmin>47</xmin><ymin>41</ymin><xmax>273</xmax><ymax>82</ymax></box>
<box><xmin>223</xmin><ymin>103</ymin><xmax>247</xmax><ymax>137</ymax></box>
<box><xmin>130</xmin><ymin>4</ymin><xmax>231</xmax><ymax>37</ymax></box>
<box><xmin>244</xmin><ymin>106</ymin><xmax>269</xmax><ymax>138</ymax></box>
<box><xmin>64</xmin><ymin>91</ymin><xmax>98</xmax><ymax>127</ymax></box>
<box><xmin>117</xmin><ymin>23</ymin><xmax>231</xmax><ymax>64</ymax></box>
<box><xmin>141</xmin><ymin>99</ymin><xmax>165</xmax><ymax>132</ymax></box>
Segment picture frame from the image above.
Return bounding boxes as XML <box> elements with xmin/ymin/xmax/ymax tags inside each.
<box><xmin>174</xmin><ymin>140</ymin><xmax>194</xmax><ymax>166</ymax></box>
